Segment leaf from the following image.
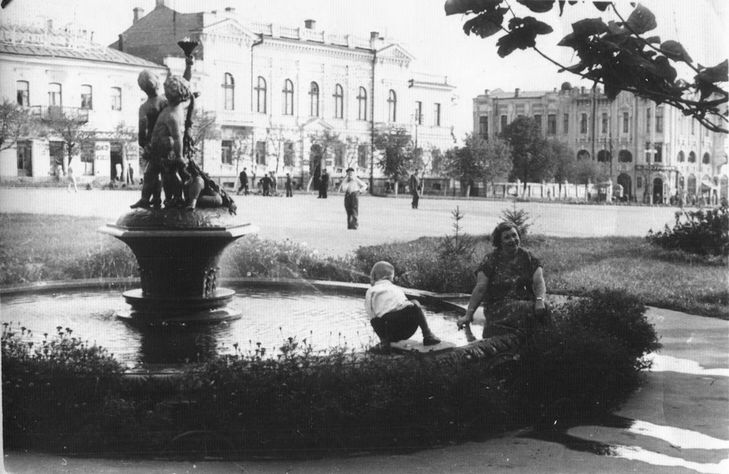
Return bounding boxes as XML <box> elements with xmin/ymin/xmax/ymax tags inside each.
<box><xmin>557</xmin><ymin>32</ymin><xmax>580</xmax><ymax>48</ymax></box>
<box><xmin>444</xmin><ymin>0</ymin><xmax>503</xmax><ymax>15</ymax></box>
<box><xmin>660</xmin><ymin>40</ymin><xmax>693</xmax><ymax>64</ymax></box>
<box><xmin>653</xmin><ymin>56</ymin><xmax>678</xmax><ymax>82</ymax></box>
<box><xmin>624</xmin><ymin>4</ymin><xmax>657</xmax><ymax>34</ymax></box>
<box><xmin>462</xmin><ymin>8</ymin><xmax>507</xmax><ymax>37</ymax></box>
<box><xmin>559</xmin><ymin>61</ymin><xmax>587</xmax><ymax>74</ymax></box>
<box><xmin>517</xmin><ymin>0</ymin><xmax>554</xmax><ymax>13</ymax></box>
<box><xmin>593</xmin><ymin>1</ymin><xmax>612</xmax><ymax>11</ymax></box>
<box><xmin>571</xmin><ymin>18</ymin><xmax>608</xmax><ymax>37</ymax></box>
<box><xmin>695</xmin><ymin>59</ymin><xmax>728</xmax><ymax>84</ymax></box>
<box><xmin>644</xmin><ymin>35</ymin><xmax>661</xmax><ymax>44</ymax></box>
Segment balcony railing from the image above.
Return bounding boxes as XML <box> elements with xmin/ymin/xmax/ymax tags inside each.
<box><xmin>30</xmin><ymin>106</ymin><xmax>89</xmax><ymax>123</ymax></box>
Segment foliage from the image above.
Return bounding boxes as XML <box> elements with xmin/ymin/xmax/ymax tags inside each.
<box><xmin>373</xmin><ymin>126</ymin><xmax>415</xmax><ymax>184</ymax></box>
<box><xmin>571</xmin><ymin>155</ymin><xmax>609</xmax><ymax>184</ymax></box>
<box><xmin>647</xmin><ymin>204</ymin><xmax>729</xmax><ymax>257</ymax></box>
<box><xmin>444</xmin><ymin>133</ymin><xmax>512</xmax><ymax>194</ymax></box>
<box><xmin>0</xmin><ymin>99</ymin><xmax>35</xmax><ymax>152</ymax></box>
<box><xmin>501</xmin><ymin>116</ymin><xmax>543</xmax><ymax>182</ymax></box>
<box><xmin>500</xmin><ymin>203</ymin><xmax>533</xmax><ymax>240</ymax></box>
<box><xmin>39</xmin><ymin>109</ymin><xmax>95</xmax><ymax>171</ymax></box>
<box><xmin>309</xmin><ymin>129</ymin><xmax>344</xmax><ymax>169</ymax></box>
<box><xmin>445</xmin><ymin>1</ymin><xmax>728</xmax><ymax>133</ymax></box>
<box><xmin>428</xmin><ymin>146</ymin><xmax>447</xmax><ymax>176</ymax></box>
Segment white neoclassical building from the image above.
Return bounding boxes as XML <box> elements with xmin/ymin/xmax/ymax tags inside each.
<box><xmin>0</xmin><ymin>22</ymin><xmax>167</xmax><ymax>181</ymax></box>
<box><xmin>112</xmin><ymin>0</ymin><xmax>457</xmax><ymax>188</ymax></box>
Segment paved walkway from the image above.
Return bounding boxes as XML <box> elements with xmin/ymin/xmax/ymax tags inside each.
<box><xmin>2</xmin><ymin>187</ymin><xmax>727</xmax><ymax>472</ymax></box>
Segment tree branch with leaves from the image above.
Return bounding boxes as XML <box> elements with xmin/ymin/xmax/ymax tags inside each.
<box><xmin>0</xmin><ymin>100</ymin><xmax>35</xmax><ymax>152</ymax></box>
<box><xmin>445</xmin><ymin>0</ymin><xmax>728</xmax><ymax>133</ymax></box>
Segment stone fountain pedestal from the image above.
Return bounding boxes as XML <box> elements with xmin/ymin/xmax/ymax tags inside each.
<box><xmin>99</xmin><ymin>207</ymin><xmax>258</xmax><ymax>324</ymax></box>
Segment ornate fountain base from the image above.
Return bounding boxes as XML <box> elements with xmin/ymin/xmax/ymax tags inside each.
<box><xmin>99</xmin><ymin>207</ymin><xmax>258</xmax><ymax>325</ymax></box>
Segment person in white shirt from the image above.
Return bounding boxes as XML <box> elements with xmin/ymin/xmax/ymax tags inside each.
<box><xmin>364</xmin><ymin>261</ymin><xmax>441</xmax><ymax>352</ymax></box>
<box><xmin>338</xmin><ymin>167</ymin><xmax>367</xmax><ymax>229</ymax></box>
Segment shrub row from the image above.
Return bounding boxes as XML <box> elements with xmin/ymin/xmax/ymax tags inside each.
<box><xmin>646</xmin><ymin>204</ymin><xmax>729</xmax><ymax>257</ymax></box>
<box><xmin>2</xmin><ymin>290</ymin><xmax>659</xmax><ymax>457</ymax></box>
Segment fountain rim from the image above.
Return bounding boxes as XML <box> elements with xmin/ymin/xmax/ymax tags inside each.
<box><xmin>98</xmin><ymin>223</ymin><xmax>260</xmax><ymax>239</ymax></box>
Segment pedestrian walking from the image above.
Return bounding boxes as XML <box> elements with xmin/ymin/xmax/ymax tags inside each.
<box><xmin>409</xmin><ymin>170</ymin><xmax>421</xmax><ymax>209</ymax></box>
<box><xmin>261</xmin><ymin>174</ymin><xmax>270</xmax><ymax>196</ymax></box>
<box><xmin>237</xmin><ymin>168</ymin><xmax>249</xmax><ymax>195</ymax></box>
<box><xmin>339</xmin><ymin>167</ymin><xmax>367</xmax><ymax>229</ymax></box>
<box><xmin>126</xmin><ymin>162</ymin><xmax>135</xmax><ymax>185</ymax></box>
<box><xmin>319</xmin><ymin>169</ymin><xmax>329</xmax><ymax>199</ymax></box>
<box><xmin>66</xmin><ymin>161</ymin><xmax>78</xmax><ymax>192</ymax></box>
<box><xmin>285</xmin><ymin>173</ymin><xmax>293</xmax><ymax>197</ymax></box>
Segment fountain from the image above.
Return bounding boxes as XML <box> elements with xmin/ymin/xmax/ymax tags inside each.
<box><xmin>99</xmin><ymin>39</ymin><xmax>258</xmax><ymax>325</ymax></box>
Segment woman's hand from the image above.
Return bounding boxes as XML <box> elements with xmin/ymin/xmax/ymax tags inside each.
<box><xmin>457</xmin><ymin>312</ymin><xmax>473</xmax><ymax>329</ymax></box>
<box><xmin>534</xmin><ymin>299</ymin><xmax>547</xmax><ymax>321</ymax></box>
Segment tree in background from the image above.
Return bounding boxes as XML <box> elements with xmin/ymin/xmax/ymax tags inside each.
<box><xmin>40</xmin><ymin>109</ymin><xmax>94</xmax><ymax>174</ymax></box>
<box><xmin>501</xmin><ymin>116</ymin><xmax>542</xmax><ymax>183</ymax></box>
<box><xmin>0</xmin><ymin>100</ymin><xmax>35</xmax><ymax>153</ymax></box>
<box><xmin>190</xmin><ymin>109</ymin><xmax>219</xmax><ymax>169</ymax></box>
<box><xmin>572</xmin><ymin>157</ymin><xmax>609</xmax><ymax>185</ymax></box>
<box><xmin>445</xmin><ymin>1</ymin><xmax>727</xmax><ymax>133</ymax></box>
<box><xmin>308</xmin><ymin>129</ymin><xmax>344</xmax><ymax>190</ymax></box>
<box><xmin>445</xmin><ymin>133</ymin><xmax>511</xmax><ymax>197</ymax></box>
<box><xmin>374</xmin><ymin>126</ymin><xmax>415</xmax><ymax>195</ymax></box>
<box><xmin>542</xmin><ymin>138</ymin><xmax>576</xmax><ymax>183</ymax></box>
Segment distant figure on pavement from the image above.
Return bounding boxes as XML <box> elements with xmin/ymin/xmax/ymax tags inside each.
<box><xmin>237</xmin><ymin>168</ymin><xmax>249</xmax><ymax>195</ymax></box>
<box><xmin>409</xmin><ymin>170</ymin><xmax>421</xmax><ymax>209</ymax></box>
<box><xmin>319</xmin><ymin>169</ymin><xmax>330</xmax><ymax>199</ymax></box>
<box><xmin>285</xmin><ymin>173</ymin><xmax>293</xmax><ymax>197</ymax></box>
<box><xmin>338</xmin><ymin>167</ymin><xmax>367</xmax><ymax>229</ymax></box>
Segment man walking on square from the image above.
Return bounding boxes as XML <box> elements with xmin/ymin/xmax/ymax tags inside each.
<box><xmin>409</xmin><ymin>170</ymin><xmax>421</xmax><ymax>209</ymax></box>
<box><xmin>339</xmin><ymin>167</ymin><xmax>367</xmax><ymax>229</ymax></box>
<box><xmin>285</xmin><ymin>173</ymin><xmax>293</xmax><ymax>197</ymax></box>
<box><xmin>237</xmin><ymin>167</ymin><xmax>248</xmax><ymax>195</ymax></box>
<box><xmin>319</xmin><ymin>168</ymin><xmax>330</xmax><ymax>199</ymax></box>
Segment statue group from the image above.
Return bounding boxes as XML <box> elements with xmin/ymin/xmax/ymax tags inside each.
<box><xmin>130</xmin><ymin>68</ymin><xmax>236</xmax><ymax>215</ymax></box>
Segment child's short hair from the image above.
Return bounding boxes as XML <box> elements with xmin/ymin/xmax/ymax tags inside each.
<box><xmin>370</xmin><ymin>261</ymin><xmax>395</xmax><ymax>282</ymax></box>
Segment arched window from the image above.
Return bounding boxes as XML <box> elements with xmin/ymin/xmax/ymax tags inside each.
<box><xmin>357</xmin><ymin>86</ymin><xmax>367</xmax><ymax>120</ymax></box>
<box><xmin>577</xmin><ymin>149</ymin><xmax>590</xmax><ymax>160</ymax></box>
<box><xmin>677</xmin><ymin>151</ymin><xmax>685</xmax><ymax>163</ymax></box>
<box><xmin>687</xmin><ymin>175</ymin><xmax>697</xmax><ymax>195</ymax></box>
<box><xmin>333</xmin><ymin>83</ymin><xmax>344</xmax><ymax>119</ymax></box>
<box><xmin>308</xmin><ymin>82</ymin><xmax>319</xmax><ymax>117</ymax></box>
<box><xmin>688</xmin><ymin>151</ymin><xmax>696</xmax><ymax>163</ymax></box>
<box><xmin>580</xmin><ymin>113</ymin><xmax>588</xmax><ymax>134</ymax></box>
<box><xmin>597</xmin><ymin>150</ymin><xmax>611</xmax><ymax>162</ymax></box>
<box><xmin>618</xmin><ymin>150</ymin><xmax>632</xmax><ymax>163</ymax></box>
<box><xmin>387</xmin><ymin>89</ymin><xmax>397</xmax><ymax>122</ymax></box>
<box><xmin>255</xmin><ymin>76</ymin><xmax>267</xmax><ymax>113</ymax></box>
<box><xmin>282</xmin><ymin>79</ymin><xmax>294</xmax><ymax>115</ymax></box>
<box><xmin>48</xmin><ymin>83</ymin><xmax>62</xmax><ymax>106</ymax></box>
<box><xmin>223</xmin><ymin>73</ymin><xmax>235</xmax><ymax>111</ymax></box>
<box><xmin>80</xmin><ymin>84</ymin><xmax>93</xmax><ymax>110</ymax></box>
<box><xmin>16</xmin><ymin>81</ymin><xmax>29</xmax><ymax>106</ymax></box>
<box><xmin>702</xmin><ymin>152</ymin><xmax>711</xmax><ymax>164</ymax></box>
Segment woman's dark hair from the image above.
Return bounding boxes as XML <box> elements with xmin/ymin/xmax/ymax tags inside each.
<box><xmin>491</xmin><ymin>222</ymin><xmax>519</xmax><ymax>249</ymax></box>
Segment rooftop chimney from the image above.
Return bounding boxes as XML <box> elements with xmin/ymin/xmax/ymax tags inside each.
<box><xmin>46</xmin><ymin>19</ymin><xmax>53</xmax><ymax>31</ymax></box>
<box><xmin>304</xmin><ymin>19</ymin><xmax>316</xmax><ymax>29</ymax></box>
<box><xmin>514</xmin><ymin>88</ymin><xmax>520</xmax><ymax>97</ymax></box>
<box><xmin>118</xmin><ymin>33</ymin><xmax>124</xmax><ymax>51</ymax></box>
<box><xmin>133</xmin><ymin>7</ymin><xmax>144</xmax><ymax>24</ymax></box>
<box><xmin>155</xmin><ymin>0</ymin><xmax>168</xmax><ymax>8</ymax></box>
<box><xmin>225</xmin><ymin>6</ymin><xmax>236</xmax><ymax>14</ymax></box>
<box><xmin>484</xmin><ymin>89</ymin><xmax>490</xmax><ymax>95</ymax></box>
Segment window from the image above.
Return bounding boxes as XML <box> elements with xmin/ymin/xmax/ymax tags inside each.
<box><xmin>223</xmin><ymin>73</ymin><xmax>235</xmax><ymax>111</ymax></box>
<box><xmin>563</xmin><ymin>113</ymin><xmax>569</xmax><ymax>133</ymax></box>
<box><xmin>255</xmin><ymin>76</ymin><xmax>267</xmax><ymax>113</ymax></box>
<box><xmin>479</xmin><ymin>116</ymin><xmax>488</xmax><ymax>138</ymax></box>
<box><xmin>48</xmin><ymin>83</ymin><xmax>62</xmax><ymax>106</ymax></box>
<box><xmin>646</xmin><ymin>108</ymin><xmax>651</xmax><ymax>134</ymax></box>
<box><xmin>333</xmin><ymin>84</ymin><xmax>344</xmax><ymax>119</ymax></box>
<box><xmin>283</xmin><ymin>141</ymin><xmax>295</xmax><ymax>166</ymax></box>
<box><xmin>654</xmin><ymin>143</ymin><xmax>662</xmax><ymax>162</ymax></box>
<box><xmin>334</xmin><ymin>143</ymin><xmax>345</xmax><ymax>167</ymax></box>
<box><xmin>357</xmin><ymin>144</ymin><xmax>368</xmax><ymax>168</ymax></box>
<box><xmin>110</xmin><ymin>87</ymin><xmax>122</xmax><ymax>111</ymax></box>
<box><xmin>656</xmin><ymin>107</ymin><xmax>663</xmax><ymax>133</ymax></box>
<box><xmin>597</xmin><ymin>150</ymin><xmax>611</xmax><ymax>162</ymax></box>
<box><xmin>622</xmin><ymin>112</ymin><xmax>629</xmax><ymax>133</ymax></box>
<box><xmin>500</xmin><ymin>114</ymin><xmax>507</xmax><ymax>132</ymax></box>
<box><xmin>691</xmin><ymin>119</ymin><xmax>695</xmax><ymax>135</ymax></box>
<box><xmin>16</xmin><ymin>81</ymin><xmax>29</xmax><ymax>106</ymax></box>
<box><xmin>677</xmin><ymin>151</ymin><xmax>685</xmax><ymax>162</ymax></box>
<box><xmin>255</xmin><ymin>140</ymin><xmax>267</xmax><ymax>165</ymax></box>
<box><xmin>601</xmin><ymin>112</ymin><xmax>608</xmax><ymax>134</ymax></box>
<box><xmin>80</xmin><ymin>84</ymin><xmax>93</xmax><ymax>110</ymax></box>
<box><xmin>432</xmin><ymin>103</ymin><xmax>441</xmax><ymax>127</ymax></box>
<box><xmin>309</xmin><ymin>81</ymin><xmax>319</xmax><ymax>117</ymax></box>
<box><xmin>387</xmin><ymin>89</ymin><xmax>397</xmax><ymax>122</ymax></box>
<box><xmin>618</xmin><ymin>150</ymin><xmax>632</xmax><ymax>162</ymax></box>
<box><xmin>703</xmin><ymin>152</ymin><xmax>711</xmax><ymax>165</ymax></box>
<box><xmin>282</xmin><ymin>79</ymin><xmax>294</xmax><ymax>115</ymax></box>
<box><xmin>534</xmin><ymin>114</ymin><xmax>542</xmax><ymax>133</ymax></box>
<box><xmin>637</xmin><ymin>176</ymin><xmax>643</xmax><ymax>188</ymax></box>
<box><xmin>547</xmin><ymin>114</ymin><xmax>556</xmax><ymax>135</ymax></box>
<box><xmin>688</xmin><ymin>151</ymin><xmax>696</xmax><ymax>163</ymax></box>
<box><xmin>415</xmin><ymin>101</ymin><xmax>423</xmax><ymax>125</ymax></box>
<box><xmin>577</xmin><ymin>150</ymin><xmax>590</xmax><ymax>160</ymax></box>
<box><xmin>580</xmin><ymin>113</ymin><xmax>587</xmax><ymax>134</ymax></box>
<box><xmin>221</xmin><ymin>140</ymin><xmax>233</xmax><ymax>165</ymax></box>
<box><xmin>357</xmin><ymin>86</ymin><xmax>367</xmax><ymax>120</ymax></box>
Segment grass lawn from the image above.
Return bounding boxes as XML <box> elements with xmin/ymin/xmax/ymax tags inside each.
<box><xmin>1</xmin><ymin>213</ymin><xmax>726</xmax><ymax>319</ymax></box>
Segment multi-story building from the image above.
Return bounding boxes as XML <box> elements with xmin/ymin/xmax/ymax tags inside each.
<box><xmin>473</xmin><ymin>84</ymin><xmax>728</xmax><ymax>204</ymax></box>
<box><xmin>0</xmin><ymin>21</ymin><xmax>167</xmax><ymax>181</ymax></box>
<box><xmin>113</xmin><ymin>0</ymin><xmax>457</xmax><ymax>187</ymax></box>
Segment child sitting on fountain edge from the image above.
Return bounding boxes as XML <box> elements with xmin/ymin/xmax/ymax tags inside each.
<box><xmin>365</xmin><ymin>261</ymin><xmax>441</xmax><ymax>352</ymax></box>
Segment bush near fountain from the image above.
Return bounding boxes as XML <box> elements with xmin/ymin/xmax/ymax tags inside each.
<box><xmin>2</xmin><ymin>290</ymin><xmax>659</xmax><ymax>458</ymax></box>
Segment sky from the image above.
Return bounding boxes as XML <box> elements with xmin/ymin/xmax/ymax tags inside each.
<box><xmin>1</xmin><ymin>0</ymin><xmax>727</xmax><ymax>139</ymax></box>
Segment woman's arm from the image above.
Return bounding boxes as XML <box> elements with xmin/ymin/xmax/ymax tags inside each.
<box><xmin>457</xmin><ymin>271</ymin><xmax>488</xmax><ymax>327</ymax></box>
<box><xmin>532</xmin><ymin>267</ymin><xmax>546</xmax><ymax>312</ymax></box>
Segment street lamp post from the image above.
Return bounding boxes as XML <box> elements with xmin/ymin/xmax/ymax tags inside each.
<box><xmin>645</xmin><ymin>145</ymin><xmax>656</xmax><ymax>205</ymax></box>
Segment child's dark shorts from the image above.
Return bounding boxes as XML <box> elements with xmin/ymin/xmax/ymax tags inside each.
<box><xmin>370</xmin><ymin>304</ymin><xmax>421</xmax><ymax>342</ymax></box>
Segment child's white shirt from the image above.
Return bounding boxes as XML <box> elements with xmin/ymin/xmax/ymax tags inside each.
<box><xmin>364</xmin><ymin>279</ymin><xmax>411</xmax><ymax>320</ymax></box>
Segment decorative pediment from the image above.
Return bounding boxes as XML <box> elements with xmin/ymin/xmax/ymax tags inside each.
<box><xmin>377</xmin><ymin>44</ymin><xmax>414</xmax><ymax>64</ymax></box>
<box><xmin>201</xmin><ymin>19</ymin><xmax>259</xmax><ymax>47</ymax></box>
<box><xmin>301</xmin><ymin>117</ymin><xmax>334</xmax><ymax>132</ymax></box>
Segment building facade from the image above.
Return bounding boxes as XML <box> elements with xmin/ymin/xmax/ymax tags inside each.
<box><xmin>0</xmin><ymin>22</ymin><xmax>167</xmax><ymax>181</ymax></box>
<box><xmin>473</xmin><ymin>85</ymin><xmax>728</xmax><ymax>204</ymax></box>
<box><xmin>113</xmin><ymin>0</ymin><xmax>456</xmax><ymax>187</ymax></box>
